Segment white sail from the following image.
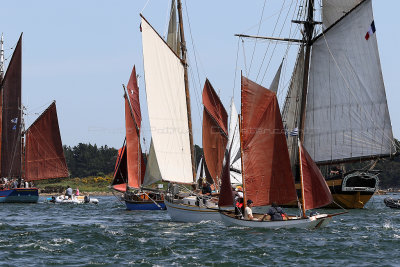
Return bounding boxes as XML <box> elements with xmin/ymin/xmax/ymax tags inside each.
<box><xmin>142</xmin><ymin>139</ymin><xmax>162</xmax><ymax>187</ymax></box>
<box><xmin>195</xmin><ymin>157</ymin><xmax>203</xmax><ymax>182</ymax></box>
<box><xmin>141</xmin><ymin>17</ymin><xmax>193</xmax><ymax>183</ymax></box>
<box><xmin>282</xmin><ymin>46</ymin><xmax>305</xmax><ymax>170</ymax></box>
<box><xmin>269</xmin><ymin>60</ymin><xmax>283</xmax><ymax>93</ymax></box>
<box><xmin>305</xmin><ymin>0</ymin><xmax>394</xmax><ymax>163</ymax></box>
<box><xmin>227</xmin><ymin>99</ymin><xmax>242</xmax><ymax>184</ymax></box>
<box><xmin>322</xmin><ymin>0</ymin><xmax>362</xmax><ymax>29</ymax></box>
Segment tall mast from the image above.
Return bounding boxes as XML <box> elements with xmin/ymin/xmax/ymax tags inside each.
<box><xmin>177</xmin><ymin>0</ymin><xmax>196</xmax><ymax>181</ymax></box>
<box><xmin>0</xmin><ymin>33</ymin><xmax>4</xmax><ymax>82</ymax></box>
<box><xmin>298</xmin><ymin>0</ymin><xmax>315</xmax><ymax>142</ymax></box>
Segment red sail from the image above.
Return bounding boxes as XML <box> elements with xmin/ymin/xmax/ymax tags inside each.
<box><xmin>111</xmin><ymin>144</ymin><xmax>127</xmax><ymax>192</ymax></box>
<box><xmin>127</xmin><ymin>66</ymin><xmax>141</xmax><ymax>129</ymax></box>
<box><xmin>25</xmin><ymin>102</ymin><xmax>69</xmax><ymax>180</ymax></box>
<box><xmin>202</xmin><ymin>79</ymin><xmax>228</xmax><ymax>186</ymax></box>
<box><xmin>299</xmin><ymin>142</ymin><xmax>333</xmax><ymax>210</ymax></box>
<box><xmin>218</xmin><ymin>150</ymin><xmax>234</xmax><ymax>207</ymax></box>
<box><xmin>125</xmin><ymin>65</ymin><xmax>143</xmax><ymax>189</ymax></box>
<box><xmin>1</xmin><ymin>34</ymin><xmax>22</xmax><ymax>178</ymax></box>
<box><xmin>241</xmin><ymin>76</ymin><xmax>297</xmax><ymax>207</ymax></box>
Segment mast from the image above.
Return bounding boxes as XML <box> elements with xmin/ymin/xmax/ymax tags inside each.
<box><xmin>298</xmin><ymin>0</ymin><xmax>315</xmax><ymax>143</ymax></box>
<box><xmin>238</xmin><ymin>113</ymin><xmax>247</xmax><ymax>210</ymax></box>
<box><xmin>0</xmin><ymin>33</ymin><xmax>4</xmax><ymax>82</ymax></box>
<box><xmin>177</xmin><ymin>0</ymin><xmax>196</xmax><ymax>182</ymax></box>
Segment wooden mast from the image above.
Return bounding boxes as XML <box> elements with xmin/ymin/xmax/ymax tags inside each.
<box><xmin>298</xmin><ymin>0</ymin><xmax>315</xmax><ymax>143</ymax></box>
<box><xmin>177</xmin><ymin>0</ymin><xmax>196</xmax><ymax>182</ymax></box>
<box><xmin>238</xmin><ymin>113</ymin><xmax>247</xmax><ymax>210</ymax></box>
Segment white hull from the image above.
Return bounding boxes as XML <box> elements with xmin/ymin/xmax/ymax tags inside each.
<box><xmin>164</xmin><ymin>197</ymin><xmax>221</xmax><ymax>223</ymax></box>
<box><xmin>50</xmin><ymin>195</ymin><xmax>99</xmax><ymax>204</ymax></box>
<box><xmin>220</xmin><ymin>212</ymin><xmax>332</xmax><ymax>229</ymax></box>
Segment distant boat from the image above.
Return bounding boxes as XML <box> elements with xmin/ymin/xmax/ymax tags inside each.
<box><xmin>111</xmin><ymin>66</ymin><xmax>165</xmax><ymax>210</ymax></box>
<box><xmin>0</xmin><ymin>34</ymin><xmax>69</xmax><ymax>203</ymax></box>
<box><xmin>238</xmin><ymin>0</ymin><xmax>396</xmax><ymax>209</ymax></box>
<box><xmin>219</xmin><ymin>75</ymin><xmax>342</xmax><ymax>229</ymax></box>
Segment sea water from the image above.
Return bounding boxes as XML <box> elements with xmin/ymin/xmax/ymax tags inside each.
<box><xmin>0</xmin><ymin>194</ymin><xmax>399</xmax><ymax>266</ymax></box>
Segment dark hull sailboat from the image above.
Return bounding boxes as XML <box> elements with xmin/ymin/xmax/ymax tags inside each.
<box><xmin>0</xmin><ymin>34</ymin><xmax>69</xmax><ymax>203</ymax></box>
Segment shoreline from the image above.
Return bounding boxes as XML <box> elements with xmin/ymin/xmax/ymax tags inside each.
<box><xmin>40</xmin><ymin>191</ymin><xmax>116</xmax><ymax>196</ymax></box>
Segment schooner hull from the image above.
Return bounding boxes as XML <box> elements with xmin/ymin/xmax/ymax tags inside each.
<box><xmin>220</xmin><ymin>211</ymin><xmax>332</xmax><ymax>229</ymax></box>
<box><xmin>164</xmin><ymin>197</ymin><xmax>221</xmax><ymax>223</ymax></box>
<box><xmin>0</xmin><ymin>188</ymin><xmax>39</xmax><ymax>203</ymax></box>
<box><xmin>125</xmin><ymin>200</ymin><xmax>166</xmax><ymax>210</ymax></box>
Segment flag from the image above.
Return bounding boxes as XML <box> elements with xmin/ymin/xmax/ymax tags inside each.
<box><xmin>12</xmin><ymin>125</ymin><xmax>17</xmax><ymax>130</ymax></box>
<box><xmin>365</xmin><ymin>21</ymin><xmax>376</xmax><ymax>40</ymax></box>
<box><xmin>10</xmin><ymin>118</ymin><xmax>18</xmax><ymax>124</ymax></box>
<box><xmin>290</xmin><ymin>127</ymin><xmax>299</xmax><ymax>137</ymax></box>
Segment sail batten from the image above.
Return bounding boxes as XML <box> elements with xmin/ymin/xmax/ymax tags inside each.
<box><xmin>305</xmin><ymin>0</ymin><xmax>394</xmax><ymax>163</ymax></box>
<box><xmin>141</xmin><ymin>16</ymin><xmax>193</xmax><ymax>184</ymax></box>
<box><xmin>25</xmin><ymin>102</ymin><xmax>69</xmax><ymax>181</ymax></box>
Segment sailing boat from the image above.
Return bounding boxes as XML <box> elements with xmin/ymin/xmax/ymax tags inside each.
<box><xmin>0</xmin><ymin>34</ymin><xmax>69</xmax><ymax>203</ymax></box>
<box><xmin>111</xmin><ymin>65</ymin><xmax>165</xmax><ymax>210</ymax></box>
<box><xmin>219</xmin><ymin>76</ymin><xmax>340</xmax><ymax>229</ymax></box>
<box><xmin>238</xmin><ymin>0</ymin><xmax>396</xmax><ymax>209</ymax></box>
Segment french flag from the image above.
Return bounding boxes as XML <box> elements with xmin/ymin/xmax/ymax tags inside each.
<box><xmin>365</xmin><ymin>21</ymin><xmax>376</xmax><ymax>40</ymax></box>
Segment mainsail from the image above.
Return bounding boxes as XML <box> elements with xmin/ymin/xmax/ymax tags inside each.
<box><xmin>112</xmin><ymin>144</ymin><xmax>128</xmax><ymax>192</ymax></box>
<box><xmin>125</xmin><ymin>66</ymin><xmax>144</xmax><ymax>189</ymax></box>
<box><xmin>1</xmin><ymin>34</ymin><xmax>22</xmax><ymax>178</ymax></box>
<box><xmin>141</xmin><ymin>15</ymin><xmax>193</xmax><ymax>184</ymax></box>
<box><xmin>322</xmin><ymin>0</ymin><xmax>362</xmax><ymax>29</ymax></box>
<box><xmin>24</xmin><ymin>102</ymin><xmax>69</xmax><ymax>180</ymax></box>
<box><xmin>202</xmin><ymin>79</ymin><xmax>228</xmax><ymax>187</ymax></box>
<box><xmin>241</xmin><ymin>76</ymin><xmax>297</xmax><ymax>206</ymax></box>
<box><xmin>305</xmin><ymin>0</ymin><xmax>394</xmax><ymax>164</ymax></box>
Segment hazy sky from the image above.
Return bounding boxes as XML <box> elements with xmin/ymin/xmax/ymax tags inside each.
<box><xmin>1</xmin><ymin>0</ymin><xmax>399</xmax><ymax>150</ymax></box>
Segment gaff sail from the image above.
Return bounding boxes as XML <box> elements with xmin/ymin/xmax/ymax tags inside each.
<box><xmin>241</xmin><ymin>76</ymin><xmax>297</xmax><ymax>206</ymax></box>
<box><xmin>141</xmin><ymin>15</ymin><xmax>193</xmax><ymax>184</ymax></box>
<box><xmin>24</xmin><ymin>102</ymin><xmax>69</xmax><ymax>180</ymax></box>
<box><xmin>112</xmin><ymin>144</ymin><xmax>128</xmax><ymax>192</ymax></box>
<box><xmin>1</xmin><ymin>34</ymin><xmax>22</xmax><ymax>178</ymax></box>
<box><xmin>305</xmin><ymin>0</ymin><xmax>394</xmax><ymax>164</ymax></box>
<box><xmin>322</xmin><ymin>0</ymin><xmax>362</xmax><ymax>29</ymax></box>
<box><xmin>202</xmin><ymin>79</ymin><xmax>228</xmax><ymax>187</ymax></box>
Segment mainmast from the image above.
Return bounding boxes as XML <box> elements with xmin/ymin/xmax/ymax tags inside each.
<box><xmin>0</xmin><ymin>33</ymin><xmax>4</xmax><ymax>82</ymax></box>
<box><xmin>177</xmin><ymin>0</ymin><xmax>196</xmax><ymax>182</ymax></box>
<box><xmin>298</xmin><ymin>0</ymin><xmax>315</xmax><ymax>142</ymax></box>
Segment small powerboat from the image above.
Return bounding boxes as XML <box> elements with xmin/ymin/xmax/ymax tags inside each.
<box><xmin>384</xmin><ymin>197</ymin><xmax>400</xmax><ymax>209</ymax></box>
<box><xmin>46</xmin><ymin>195</ymin><xmax>99</xmax><ymax>204</ymax></box>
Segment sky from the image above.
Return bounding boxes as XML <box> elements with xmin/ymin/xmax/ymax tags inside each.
<box><xmin>1</xmin><ymin>0</ymin><xmax>399</xmax><ymax>150</ymax></box>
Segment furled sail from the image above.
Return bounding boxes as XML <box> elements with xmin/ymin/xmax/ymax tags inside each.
<box><xmin>125</xmin><ymin>66</ymin><xmax>143</xmax><ymax>188</ymax></box>
<box><xmin>269</xmin><ymin>60</ymin><xmax>283</xmax><ymax>93</ymax></box>
<box><xmin>227</xmin><ymin>98</ymin><xmax>242</xmax><ymax>184</ymax></box>
<box><xmin>305</xmin><ymin>0</ymin><xmax>394</xmax><ymax>164</ymax></box>
<box><xmin>1</xmin><ymin>34</ymin><xmax>22</xmax><ymax>178</ymax></box>
<box><xmin>299</xmin><ymin>141</ymin><xmax>333</xmax><ymax>210</ymax></box>
<box><xmin>112</xmin><ymin>144</ymin><xmax>128</xmax><ymax>192</ymax></box>
<box><xmin>202</xmin><ymin>79</ymin><xmax>228</xmax><ymax>187</ymax></box>
<box><xmin>282</xmin><ymin>46</ymin><xmax>305</xmax><ymax>173</ymax></box>
<box><xmin>142</xmin><ymin>139</ymin><xmax>162</xmax><ymax>187</ymax></box>
<box><xmin>24</xmin><ymin>102</ymin><xmax>69</xmax><ymax>180</ymax></box>
<box><xmin>141</xmin><ymin>15</ymin><xmax>193</xmax><ymax>184</ymax></box>
<box><xmin>241</xmin><ymin>76</ymin><xmax>297</xmax><ymax>206</ymax></box>
<box><xmin>167</xmin><ymin>0</ymin><xmax>180</xmax><ymax>55</ymax></box>
<box><xmin>322</xmin><ymin>0</ymin><xmax>362</xmax><ymax>29</ymax></box>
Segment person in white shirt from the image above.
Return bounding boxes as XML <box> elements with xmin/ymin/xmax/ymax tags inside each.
<box><xmin>244</xmin><ymin>199</ymin><xmax>256</xmax><ymax>220</ymax></box>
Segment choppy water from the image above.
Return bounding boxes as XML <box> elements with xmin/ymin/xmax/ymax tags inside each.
<box><xmin>1</xmin><ymin>194</ymin><xmax>400</xmax><ymax>266</ymax></box>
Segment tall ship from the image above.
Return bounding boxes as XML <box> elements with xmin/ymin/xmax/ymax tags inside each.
<box><xmin>0</xmin><ymin>34</ymin><xmax>69</xmax><ymax>203</ymax></box>
<box><xmin>236</xmin><ymin>0</ymin><xmax>396</xmax><ymax>209</ymax></box>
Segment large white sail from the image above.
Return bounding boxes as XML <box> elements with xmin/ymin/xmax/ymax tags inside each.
<box><xmin>282</xmin><ymin>46</ymin><xmax>305</xmax><ymax>170</ymax></box>
<box><xmin>227</xmin><ymin>99</ymin><xmax>242</xmax><ymax>184</ymax></box>
<box><xmin>322</xmin><ymin>0</ymin><xmax>362</xmax><ymax>29</ymax></box>
<box><xmin>141</xmin><ymin>17</ymin><xmax>193</xmax><ymax>184</ymax></box>
<box><xmin>305</xmin><ymin>0</ymin><xmax>394</xmax><ymax>164</ymax></box>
